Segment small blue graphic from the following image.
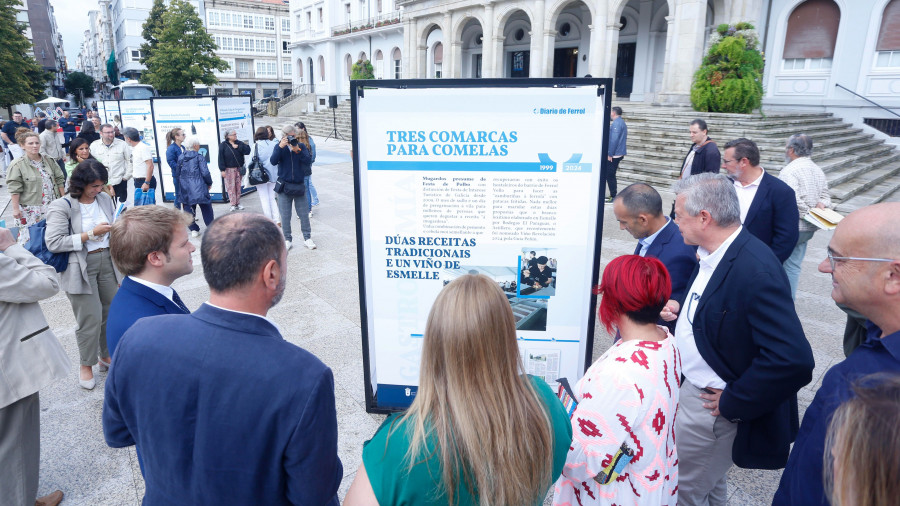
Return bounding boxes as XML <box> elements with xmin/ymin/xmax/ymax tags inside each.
<box><xmin>562</xmin><ymin>153</ymin><xmax>592</xmax><ymax>173</ymax></box>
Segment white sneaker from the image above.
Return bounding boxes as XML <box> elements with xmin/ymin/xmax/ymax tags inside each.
<box><xmin>236</xmin><ymin>204</ymin><xmax>245</xmax><ymax>210</ymax></box>
<box><xmin>191</xmin><ymin>230</ymin><xmax>200</xmax><ymax>238</ymax></box>
<box><xmin>230</xmin><ymin>205</ymin><xmax>237</xmax><ymax>212</ymax></box>
<box><xmin>304</xmin><ymin>238</ymin><xmax>316</xmax><ymax>250</ymax></box>
<box><xmin>308</xmin><ymin>211</ymin><xmax>313</xmax><ymax>218</ymax></box>
<box><xmin>285</xmin><ymin>240</ymin><xmax>292</xmax><ymax>250</ymax></box>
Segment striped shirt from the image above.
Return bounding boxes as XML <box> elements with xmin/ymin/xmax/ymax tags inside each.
<box><xmin>779</xmin><ymin>157</ymin><xmax>831</xmax><ymax>232</ymax></box>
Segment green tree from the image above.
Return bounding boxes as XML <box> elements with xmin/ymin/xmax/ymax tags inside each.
<box><xmin>691</xmin><ymin>22</ymin><xmax>765</xmax><ymax>114</ymax></box>
<box><xmin>65</xmin><ymin>72</ymin><xmax>96</xmax><ymax>105</ymax></box>
<box><xmin>139</xmin><ymin>0</ymin><xmax>166</xmax><ymax>67</ymax></box>
<box><xmin>350</xmin><ymin>59</ymin><xmax>375</xmax><ymax>80</ymax></box>
<box><xmin>0</xmin><ymin>0</ymin><xmax>53</xmax><ymax>115</ymax></box>
<box><xmin>142</xmin><ymin>0</ymin><xmax>228</xmax><ymax>95</ymax></box>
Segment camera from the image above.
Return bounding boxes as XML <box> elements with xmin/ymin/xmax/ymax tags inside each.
<box><xmin>289</xmin><ymin>138</ymin><xmax>298</xmax><ymax>146</ymax></box>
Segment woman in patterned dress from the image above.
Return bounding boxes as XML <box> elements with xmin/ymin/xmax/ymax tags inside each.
<box><xmin>6</xmin><ymin>131</ymin><xmax>66</xmax><ymax>244</ymax></box>
<box><xmin>553</xmin><ymin>255</ymin><xmax>681</xmax><ymax>506</ymax></box>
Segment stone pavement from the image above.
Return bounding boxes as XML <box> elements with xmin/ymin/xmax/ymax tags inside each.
<box><xmin>1</xmin><ymin>120</ymin><xmax>848</xmax><ymax>504</ymax></box>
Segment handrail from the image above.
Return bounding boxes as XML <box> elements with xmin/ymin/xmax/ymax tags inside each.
<box><xmin>835</xmin><ymin>83</ymin><xmax>900</xmax><ymax>119</ymax></box>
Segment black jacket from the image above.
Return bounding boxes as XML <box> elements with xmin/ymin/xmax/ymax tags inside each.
<box><xmin>679</xmin><ymin>228</ymin><xmax>814</xmax><ymax>469</ymax></box>
<box><xmin>218</xmin><ymin>140</ymin><xmax>250</xmax><ymax>171</ymax></box>
<box><xmin>682</xmin><ymin>139</ymin><xmax>721</xmax><ymax>176</ymax></box>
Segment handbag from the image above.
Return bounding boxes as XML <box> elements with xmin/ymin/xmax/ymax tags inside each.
<box><xmin>247</xmin><ymin>143</ymin><xmax>270</xmax><ymax>185</ymax></box>
<box><xmin>227</xmin><ymin>143</ymin><xmax>247</xmax><ymax>176</ymax></box>
<box><xmin>133</xmin><ymin>188</ymin><xmax>156</xmax><ymax>206</ymax></box>
<box><xmin>274</xmin><ymin>179</ymin><xmax>305</xmax><ymax>196</ymax></box>
<box><xmin>23</xmin><ymin>200</ymin><xmax>71</xmax><ymax>273</ymax></box>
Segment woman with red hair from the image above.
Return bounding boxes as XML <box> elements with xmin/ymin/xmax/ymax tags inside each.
<box><xmin>553</xmin><ymin>255</ymin><xmax>681</xmax><ymax>506</ymax></box>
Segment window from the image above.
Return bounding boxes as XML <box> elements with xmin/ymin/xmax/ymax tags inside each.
<box><xmin>319</xmin><ymin>55</ymin><xmax>325</xmax><ymax>82</ymax></box>
<box><xmin>283</xmin><ymin>41</ymin><xmax>291</xmax><ymax>54</ymax></box>
<box><xmin>783</xmin><ymin>0</ymin><xmax>840</xmax><ymax>60</ymax></box>
<box><xmin>345</xmin><ymin>53</ymin><xmax>352</xmax><ymax>78</ymax></box>
<box><xmin>238</xmin><ymin>60</ymin><xmax>250</xmax><ymax>78</ymax></box>
<box><xmin>281</xmin><ymin>18</ymin><xmax>290</xmax><ymax>32</ymax></box>
<box><xmin>359</xmin><ymin>0</ymin><xmax>365</xmax><ymax>18</ymax></box>
<box><xmin>876</xmin><ymin>50</ymin><xmax>900</xmax><ymax>67</ymax></box>
<box><xmin>783</xmin><ymin>57</ymin><xmax>833</xmax><ymax>70</ymax></box>
<box><xmin>375</xmin><ymin>50</ymin><xmax>383</xmax><ymax>79</ymax></box>
<box><xmin>345</xmin><ymin>3</ymin><xmax>351</xmax><ymax>23</ymax></box>
<box><xmin>392</xmin><ymin>48</ymin><xmax>402</xmax><ymax>79</ymax></box>
<box><xmin>433</xmin><ymin>43</ymin><xmax>443</xmax><ymax>78</ymax></box>
<box><xmin>208</xmin><ymin>11</ymin><xmax>219</xmax><ymax>26</ymax></box>
<box><xmin>306</xmin><ymin>11</ymin><xmax>311</xmax><ymax>29</ymax></box>
<box><xmin>130</xmin><ymin>49</ymin><xmax>142</xmax><ymax>62</ymax></box>
<box><xmin>255</xmin><ymin>61</ymin><xmax>277</xmax><ymax>77</ymax></box>
<box><xmin>244</xmin><ymin>14</ymin><xmax>253</xmax><ymax>29</ymax></box>
<box><xmin>377</xmin><ymin>0</ymin><xmax>382</xmax><ymax>13</ymax></box>
<box><xmin>265</xmin><ymin>17</ymin><xmax>275</xmax><ymax>31</ymax></box>
<box><xmin>266</xmin><ymin>40</ymin><xmax>276</xmax><ymax>53</ymax></box>
<box><xmin>283</xmin><ymin>62</ymin><xmax>292</xmax><ymax>77</ymax></box>
<box><xmin>318</xmin><ymin>8</ymin><xmax>323</xmax><ymax>25</ymax></box>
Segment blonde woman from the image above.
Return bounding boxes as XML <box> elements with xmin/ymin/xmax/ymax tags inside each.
<box><xmin>345</xmin><ymin>274</ymin><xmax>573</xmax><ymax>505</ymax></box>
<box><xmin>825</xmin><ymin>374</ymin><xmax>900</xmax><ymax>506</ymax></box>
<box><xmin>6</xmin><ymin>131</ymin><xmax>66</xmax><ymax>244</ymax></box>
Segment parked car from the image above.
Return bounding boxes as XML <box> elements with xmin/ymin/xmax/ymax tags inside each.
<box><xmin>251</xmin><ymin>96</ymin><xmax>280</xmax><ymax>115</ymax></box>
<box><xmin>63</xmin><ymin>108</ymin><xmax>85</xmax><ymax>123</ymax></box>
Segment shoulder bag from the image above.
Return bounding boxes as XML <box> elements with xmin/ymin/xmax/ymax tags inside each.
<box><xmin>247</xmin><ymin>143</ymin><xmax>270</xmax><ymax>185</ymax></box>
<box><xmin>273</xmin><ymin>146</ymin><xmax>305</xmax><ymax>197</ymax></box>
<box><xmin>24</xmin><ymin>199</ymin><xmax>71</xmax><ymax>273</ymax></box>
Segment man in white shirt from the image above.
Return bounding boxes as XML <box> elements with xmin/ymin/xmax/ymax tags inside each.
<box><xmin>663</xmin><ymin>173</ymin><xmax>813</xmax><ymax>506</ymax></box>
<box><xmin>122</xmin><ymin>127</ymin><xmax>155</xmax><ymax>203</ymax></box>
<box><xmin>91</xmin><ymin>123</ymin><xmax>132</xmax><ymax>203</ymax></box>
<box><xmin>721</xmin><ymin>138</ymin><xmax>799</xmax><ymax>264</ymax></box>
<box><xmin>779</xmin><ymin>133</ymin><xmax>831</xmax><ymax>298</ymax></box>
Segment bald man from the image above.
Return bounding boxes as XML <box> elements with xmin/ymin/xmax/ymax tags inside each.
<box><xmin>773</xmin><ymin>202</ymin><xmax>900</xmax><ymax>506</ymax></box>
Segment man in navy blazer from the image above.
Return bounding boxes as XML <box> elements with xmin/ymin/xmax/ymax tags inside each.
<box><xmin>663</xmin><ymin>173</ymin><xmax>814</xmax><ymax>505</ymax></box>
<box><xmin>106</xmin><ymin>206</ymin><xmax>196</xmax><ymax>358</ymax></box>
<box><xmin>613</xmin><ymin>183</ymin><xmax>698</xmax><ymax>330</ymax></box>
<box><xmin>103</xmin><ymin>214</ymin><xmax>342</xmax><ymax>505</ymax></box>
<box><xmin>722</xmin><ymin>138</ymin><xmax>799</xmax><ymax>263</ymax></box>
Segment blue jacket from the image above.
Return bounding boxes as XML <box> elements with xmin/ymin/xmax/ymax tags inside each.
<box><xmin>634</xmin><ymin>219</ymin><xmax>698</xmax><ymax>329</ymax></box>
<box><xmin>174</xmin><ymin>150</ymin><xmax>212</xmax><ymax>205</ymax></box>
<box><xmin>106</xmin><ymin>277</ymin><xmax>190</xmax><ymax>358</ymax></box>
<box><xmin>103</xmin><ymin>303</ymin><xmax>343</xmax><ymax>505</ymax></box>
<box><xmin>165</xmin><ymin>143</ymin><xmax>185</xmax><ymax>174</ymax></box>
<box><xmin>678</xmin><ymin>228</ymin><xmax>814</xmax><ymax>469</ymax></box>
<box><xmin>741</xmin><ymin>172</ymin><xmax>799</xmax><ymax>263</ymax></box>
<box><xmin>58</xmin><ymin>117</ymin><xmax>77</xmax><ymax>133</ymax></box>
<box><xmin>270</xmin><ymin>142</ymin><xmax>311</xmax><ymax>183</ymax></box>
<box><xmin>608</xmin><ymin>116</ymin><xmax>627</xmax><ymax>157</ymax></box>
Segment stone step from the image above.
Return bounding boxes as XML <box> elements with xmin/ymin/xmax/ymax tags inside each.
<box><xmin>626</xmin><ymin>124</ymin><xmax>859</xmax><ymax>145</ymax></box>
<box><xmin>624</xmin><ymin>114</ymin><xmax>842</xmax><ymax>130</ymax></box>
<box><xmin>834</xmin><ymin>178</ymin><xmax>900</xmax><ymax>213</ymax></box>
<box><xmin>829</xmin><ymin>162</ymin><xmax>900</xmax><ymax>202</ymax></box>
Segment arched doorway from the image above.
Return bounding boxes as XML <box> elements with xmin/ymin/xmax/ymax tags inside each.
<box><xmin>460</xmin><ymin>18</ymin><xmax>484</xmax><ymax>78</ymax></box>
<box><xmin>375</xmin><ymin>50</ymin><xmax>384</xmax><ymax>79</ymax></box>
<box><xmin>424</xmin><ymin>26</ymin><xmax>443</xmax><ymax>79</ymax></box>
<box><xmin>391</xmin><ymin>47</ymin><xmax>402</xmax><ymax>79</ymax></box>
<box><xmin>502</xmin><ymin>10</ymin><xmax>531</xmax><ymax>78</ymax></box>
<box><xmin>551</xmin><ymin>1</ymin><xmax>592</xmax><ymax>78</ymax></box>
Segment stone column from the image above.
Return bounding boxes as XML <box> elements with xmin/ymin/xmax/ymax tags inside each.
<box><xmin>630</xmin><ymin>0</ymin><xmax>654</xmax><ymax>101</ymax></box>
<box><xmin>402</xmin><ymin>17</ymin><xmax>414</xmax><ymax>78</ymax></box>
<box><xmin>542</xmin><ymin>28</ymin><xmax>557</xmax><ymax>77</ymax></box>
<box><xmin>482</xmin><ymin>2</ymin><xmax>495</xmax><ymax>78</ymax></box>
<box><xmin>587</xmin><ymin>21</ymin><xmax>604</xmax><ymax>77</ymax></box>
<box><xmin>443</xmin><ymin>11</ymin><xmax>454</xmax><ymax>78</ymax></box>
<box><xmin>602</xmin><ymin>21</ymin><xmax>623</xmax><ymax>80</ymax></box>
<box><xmin>529</xmin><ymin>0</ymin><xmax>546</xmax><ymax>77</ymax></box>
<box><xmin>658</xmin><ymin>0</ymin><xmax>708</xmax><ymax>104</ymax></box>
<box><xmin>417</xmin><ymin>43</ymin><xmax>428</xmax><ymax>78</ymax></box>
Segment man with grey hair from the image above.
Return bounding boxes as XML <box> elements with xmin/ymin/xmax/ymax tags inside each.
<box><xmin>779</xmin><ymin>133</ymin><xmax>831</xmax><ymax>298</ymax></box>
<box><xmin>663</xmin><ymin>173</ymin><xmax>814</xmax><ymax>505</ymax></box>
<box><xmin>91</xmin><ymin>123</ymin><xmax>132</xmax><ymax>203</ymax></box>
<box><xmin>123</xmin><ymin>127</ymin><xmax>155</xmax><ymax>201</ymax></box>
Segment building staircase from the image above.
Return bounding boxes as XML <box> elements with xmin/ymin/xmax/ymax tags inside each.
<box><xmin>617</xmin><ymin>104</ymin><xmax>900</xmax><ymax>213</ymax></box>
<box><xmin>268</xmin><ymin>100</ymin><xmax>900</xmax><ymax>213</ymax></box>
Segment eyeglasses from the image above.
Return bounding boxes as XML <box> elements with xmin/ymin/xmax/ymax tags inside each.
<box><xmin>827</xmin><ymin>250</ymin><xmax>896</xmax><ymax>271</ymax></box>
<box><xmin>722</xmin><ymin>158</ymin><xmax>736</xmax><ymax>164</ymax></box>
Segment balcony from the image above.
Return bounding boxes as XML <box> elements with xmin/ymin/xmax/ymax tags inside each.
<box><xmin>331</xmin><ymin>12</ymin><xmax>401</xmax><ymax>37</ymax></box>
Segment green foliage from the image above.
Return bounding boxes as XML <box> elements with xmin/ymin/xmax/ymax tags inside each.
<box><xmin>139</xmin><ymin>0</ymin><xmax>167</xmax><ymax>67</ymax></box>
<box><xmin>350</xmin><ymin>59</ymin><xmax>375</xmax><ymax>80</ymax></box>
<box><xmin>0</xmin><ymin>0</ymin><xmax>53</xmax><ymax>110</ymax></box>
<box><xmin>691</xmin><ymin>22</ymin><xmax>764</xmax><ymax>114</ymax></box>
<box><xmin>142</xmin><ymin>0</ymin><xmax>229</xmax><ymax>96</ymax></box>
<box><xmin>65</xmin><ymin>72</ymin><xmax>96</xmax><ymax>102</ymax></box>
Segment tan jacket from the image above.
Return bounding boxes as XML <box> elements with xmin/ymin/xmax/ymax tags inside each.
<box><xmin>5</xmin><ymin>155</ymin><xmax>66</xmax><ymax>206</ymax></box>
<box><xmin>39</xmin><ymin>129</ymin><xmax>66</xmax><ymax>160</ymax></box>
<box><xmin>45</xmin><ymin>193</ymin><xmax>123</xmax><ymax>294</ymax></box>
<box><xmin>0</xmin><ymin>244</ymin><xmax>71</xmax><ymax>410</ymax></box>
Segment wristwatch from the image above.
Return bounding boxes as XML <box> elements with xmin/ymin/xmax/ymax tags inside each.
<box><xmin>87</xmin><ymin>231</ymin><xmax>99</xmax><ymax>241</ymax></box>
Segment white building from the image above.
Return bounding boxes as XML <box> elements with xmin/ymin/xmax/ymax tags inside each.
<box><xmin>206</xmin><ymin>0</ymin><xmax>294</xmax><ymax>99</ymax></box>
<box><xmin>288</xmin><ymin>0</ymin><xmax>900</xmax><ymax>140</ymax></box>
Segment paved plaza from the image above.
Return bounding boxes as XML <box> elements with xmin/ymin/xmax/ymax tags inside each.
<box><xmin>1</xmin><ymin>119</ymin><xmax>850</xmax><ymax>505</ymax></box>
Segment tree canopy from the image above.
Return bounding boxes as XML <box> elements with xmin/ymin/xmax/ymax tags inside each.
<box><xmin>65</xmin><ymin>72</ymin><xmax>96</xmax><ymax>104</ymax></box>
<box><xmin>0</xmin><ymin>0</ymin><xmax>53</xmax><ymax>111</ymax></box>
<box><xmin>139</xmin><ymin>0</ymin><xmax>166</xmax><ymax>67</ymax></box>
<box><xmin>141</xmin><ymin>0</ymin><xmax>228</xmax><ymax>95</ymax></box>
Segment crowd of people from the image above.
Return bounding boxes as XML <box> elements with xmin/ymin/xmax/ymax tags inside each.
<box><xmin>2</xmin><ymin>108</ymin><xmax>899</xmax><ymax>506</ymax></box>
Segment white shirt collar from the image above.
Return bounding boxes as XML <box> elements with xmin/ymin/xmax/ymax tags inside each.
<box><xmin>640</xmin><ymin>217</ymin><xmax>671</xmax><ymax>250</ymax></box>
<box><xmin>203</xmin><ymin>302</ymin><xmax>282</xmax><ymax>333</ymax></box>
<box><xmin>129</xmin><ymin>275</ymin><xmax>174</xmax><ymax>301</ymax></box>
<box><xmin>735</xmin><ymin>169</ymin><xmax>765</xmax><ymax>188</ymax></box>
<box><xmin>697</xmin><ymin>226</ymin><xmax>743</xmax><ymax>270</ymax></box>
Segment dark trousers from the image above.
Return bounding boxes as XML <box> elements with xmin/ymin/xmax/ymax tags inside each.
<box><xmin>63</xmin><ymin>131</ymin><xmax>75</xmax><ymax>148</ymax></box>
<box><xmin>133</xmin><ymin>176</ymin><xmax>157</xmax><ymax>189</ymax></box>
<box><xmin>187</xmin><ymin>204</ymin><xmax>215</xmax><ymax>231</ymax></box>
<box><xmin>56</xmin><ymin>159</ymin><xmax>67</xmax><ymax>180</ymax></box>
<box><xmin>605</xmin><ymin>156</ymin><xmax>623</xmax><ymax>198</ymax></box>
<box><xmin>111</xmin><ymin>180</ymin><xmax>129</xmax><ymax>203</ymax></box>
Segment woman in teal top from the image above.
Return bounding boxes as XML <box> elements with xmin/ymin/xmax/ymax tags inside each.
<box><xmin>345</xmin><ymin>274</ymin><xmax>573</xmax><ymax>506</ymax></box>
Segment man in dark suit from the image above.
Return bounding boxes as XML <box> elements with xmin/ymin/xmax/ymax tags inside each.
<box><xmin>722</xmin><ymin>138</ymin><xmax>799</xmax><ymax>263</ymax></box>
<box><xmin>106</xmin><ymin>206</ymin><xmax>196</xmax><ymax>358</ymax></box>
<box><xmin>662</xmin><ymin>173</ymin><xmax>814</xmax><ymax>505</ymax></box>
<box><xmin>613</xmin><ymin>183</ymin><xmax>698</xmax><ymax>330</ymax></box>
<box><xmin>103</xmin><ymin>213</ymin><xmax>342</xmax><ymax>504</ymax></box>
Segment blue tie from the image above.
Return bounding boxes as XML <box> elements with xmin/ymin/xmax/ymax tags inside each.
<box><xmin>172</xmin><ymin>290</ymin><xmax>190</xmax><ymax>313</ymax></box>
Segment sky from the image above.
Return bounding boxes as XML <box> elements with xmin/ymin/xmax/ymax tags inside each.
<box><xmin>50</xmin><ymin>0</ymin><xmax>94</xmax><ymax>71</ymax></box>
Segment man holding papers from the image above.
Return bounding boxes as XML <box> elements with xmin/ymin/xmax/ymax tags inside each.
<box><xmin>779</xmin><ymin>133</ymin><xmax>831</xmax><ymax>298</ymax></box>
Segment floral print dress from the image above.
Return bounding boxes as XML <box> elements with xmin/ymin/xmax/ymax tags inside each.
<box><xmin>17</xmin><ymin>159</ymin><xmax>57</xmax><ymax>245</ymax></box>
<box><xmin>553</xmin><ymin>329</ymin><xmax>681</xmax><ymax>506</ymax></box>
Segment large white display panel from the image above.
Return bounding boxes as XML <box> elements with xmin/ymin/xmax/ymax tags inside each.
<box><xmin>354</xmin><ymin>80</ymin><xmax>611</xmax><ymax>412</ymax></box>
<box><xmin>119</xmin><ymin>100</ymin><xmax>157</xmax><ymax>158</ymax></box>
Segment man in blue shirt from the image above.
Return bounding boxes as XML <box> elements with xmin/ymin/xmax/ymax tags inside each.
<box><xmin>605</xmin><ymin>106</ymin><xmax>627</xmax><ymax>202</ymax></box>
<box><xmin>773</xmin><ymin>202</ymin><xmax>900</xmax><ymax>505</ymax></box>
<box><xmin>57</xmin><ymin>111</ymin><xmax>77</xmax><ymax>148</ymax></box>
<box><xmin>1</xmin><ymin>111</ymin><xmax>26</xmax><ymax>146</ymax></box>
